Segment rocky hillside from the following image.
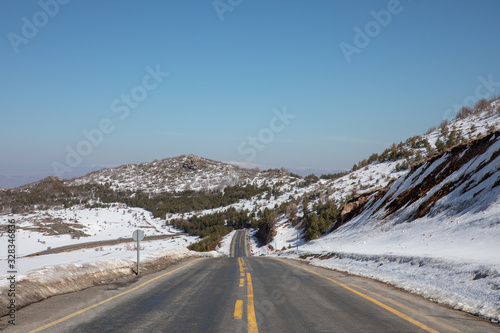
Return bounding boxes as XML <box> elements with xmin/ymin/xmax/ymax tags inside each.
<box><xmin>307</xmin><ymin>100</ymin><xmax>499</xmax><ymax>210</ymax></box>
<box><xmin>66</xmin><ymin>154</ymin><xmax>262</xmax><ymax>193</ymax></box>
<box><xmin>331</xmin><ymin>129</ymin><xmax>500</xmax><ymax>231</ymax></box>
<box><xmin>64</xmin><ymin>154</ymin><xmax>295</xmax><ymax>195</ymax></box>
<box><xmin>275</xmin><ymin>130</ymin><xmax>500</xmax><ymax>323</ymax></box>
<box><xmin>2</xmin><ymin>99</ymin><xmax>498</xmax><ymax>240</ymax></box>
<box><xmin>253</xmin><ymin>99</ymin><xmax>499</xmax><ymax>245</ymax></box>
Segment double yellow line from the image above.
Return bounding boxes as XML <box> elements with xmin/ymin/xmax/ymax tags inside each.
<box><xmin>235</xmin><ymin>257</ymin><xmax>258</xmax><ymax>332</ymax></box>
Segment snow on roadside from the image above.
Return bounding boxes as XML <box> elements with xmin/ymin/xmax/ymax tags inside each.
<box><xmin>264</xmin><ymin>130</ymin><xmax>500</xmax><ymax>323</ymax></box>
<box><xmin>270</xmin><ymin>194</ymin><xmax>500</xmax><ymax>323</ymax></box>
<box><xmin>218</xmin><ymin>230</ymin><xmax>236</xmax><ymax>256</ymax></box>
<box><xmin>0</xmin><ymin>247</ymin><xmax>219</xmax><ymax>317</ymax></box>
<box><xmin>0</xmin><ymin>204</ymin><xmax>202</xmax><ymax>289</ymax></box>
<box><xmin>0</xmin><ymin>204</ymin><xmax>175</xmax><ymax>257</ymax></box>
<box><xmin>0</xmin><ymin>234</ymin><xmax>200</xmax><ymax>288</ymax></box>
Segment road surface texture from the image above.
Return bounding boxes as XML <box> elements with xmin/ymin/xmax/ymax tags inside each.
<box><xmin>2</xmin><ymin>230</ymin><xmax>498</xmax><ymax>332</ymax></box>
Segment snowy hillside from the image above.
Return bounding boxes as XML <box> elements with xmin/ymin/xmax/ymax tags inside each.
<box><xmin>3</xmin><ymin>204</ymin><xmax>177</xmax><ymax>256</ymax></box>
<box><xmin>309</xmin><ymin>103</ymin><xmax>500</xmax><ymax>210</ymax></box>
<box><xmin>66</xmin><ymin>154</ymin><xmax>279</xmax><ymax>193</ymax></box>
<box><xmin>268</xmin><ymin>130</ymin><xmax>500</xmax><ymax>322</ymax></box>
<box><xmin>249</xmin><ymin>101</ymin><xmax>500</xmax><ymax>322</ymax></box>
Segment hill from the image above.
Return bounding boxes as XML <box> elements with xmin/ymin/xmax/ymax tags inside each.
<box><xmin>66</xmin><ymin>154</ymin><xmax>261</xmax><ymax>193</ymax></box>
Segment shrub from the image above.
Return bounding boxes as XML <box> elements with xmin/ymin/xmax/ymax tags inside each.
<box><xmin>439</xmin><ymin>119</ymin><xmax>449</xmax><ymax>130</ymax></box>
<box><xmin>474</xmin><ymin>98</ymin><xmax>489</xmax><ymax>112</ymax></box>
<box><xmin>455</xmin><ymin>106</ymin><xmax>473</xmax><ymax>120</ymax></box>
<box><xmin>435</xmin><ymin>138</ymin><xmax>445</xmax><ymax>152</ymax></box>
<box><xmin>425</xmin><ymin>126</ymin><xmax>437</xmax><ymax>135</ymax></box>
<box><xmin>305</xmin><ymin>200</ymin><xmax>338</xmax><ymax>241</ymax></box>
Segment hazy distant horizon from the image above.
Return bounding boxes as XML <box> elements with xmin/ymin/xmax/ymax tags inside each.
<box><xmin>0</xmin><ymin>155</ymin><xmax>350</xmax><ymax>189</ymax></box>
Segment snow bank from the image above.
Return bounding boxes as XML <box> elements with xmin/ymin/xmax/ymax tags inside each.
<box><xmin>270</xmin><ymin>181</ymin><xmax>500</xmax><ymax>322</ymax></box>
<box><xmin>267</xmin><ymin>132</ymin><xmax>500</xmax><ymax>323</ymax></box>
<box><xmin>268</xmin><ymin>205</ymin><xmax>500</xmax><ymax>322</ymax></box>
<box><xmin>0</xmin><ymin>248</ymin><xmax>218</xmax><ymax>317</ymax></box>
<box><xmin>280</xmin><ymin>251</ymin><xmax>500</xmax><ymax>323</ymax></box>
<box><xmin>218</xmin><ymin>230</ymin><xmax>236</xmax><ymax>256</ymax></box>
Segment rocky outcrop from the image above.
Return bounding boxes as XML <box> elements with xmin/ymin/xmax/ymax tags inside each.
<box><xmin>329</xmin><ymin>187</ymin><xmax>387</xmax><ymax>233</ymax></box>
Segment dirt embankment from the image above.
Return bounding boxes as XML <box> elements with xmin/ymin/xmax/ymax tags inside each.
<box><xmin>381</xmin><ymin>130</ymin><xmax>500</xmax><ymax>220</ymax></box>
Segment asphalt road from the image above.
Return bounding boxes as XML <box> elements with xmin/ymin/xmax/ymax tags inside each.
<box><xmin>230</xmin><ymin>229</ymin><xmax>249</xmax><ymax>257</ymax></box>
<box><xmin>3</xmin><ymin>230</ymin><xmax>499</xmax><ymax>333</ymax></box>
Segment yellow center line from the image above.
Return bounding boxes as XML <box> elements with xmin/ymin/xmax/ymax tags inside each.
<box><xmin>239</xmin><ymin>278</ymin><xmax>245</xmax><ymax>287</ymax></box>
<box><xmin>239</xmin><ymin>257</ymin><xmax>245</xmax><ymax>276</ymax></box>
<box><xmin>246</xmin><ymin>272</ymin><xmax>259</xmax><ymax>333</ymax></box>
<box><xmin>276</xmin><ymin>259</ymin><xmax>439</xmax><ymax>333</ymax></box>
<box><xmin>29</xmin><ymin>258</ymin><xmax>202</xmax><ymax>333</ymax></box>
<box><xmin>234</xmin><ymin>300</ymin><xmax>243</xmax><ymax>319</ymax></box>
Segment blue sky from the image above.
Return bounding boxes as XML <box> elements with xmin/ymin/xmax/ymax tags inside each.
<box><xmin>1</xmin><ymin>0</ymin><xmax>500</xmax><ymax>186</ymax></box>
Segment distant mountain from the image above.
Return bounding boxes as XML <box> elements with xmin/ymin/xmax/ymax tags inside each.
<box><xmin>287</xmin><ymin>168</ymin><xmax>348</xmax><ymax>177</ymax></box>
<box><xmin>65</xmin><ymin>154</ymin><xmax>289</xmax><ymax>193</ymax></box>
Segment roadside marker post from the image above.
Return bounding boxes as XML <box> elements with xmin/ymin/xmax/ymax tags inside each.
<box><xmin>132</xmin><ymin>229</ymin><xmax>145</xmax><ymax>275</ymax></box>
<box><xmin>297</xmin><ymin>232</ymin><xmax>299</xmax><ymax>257</ymax></box>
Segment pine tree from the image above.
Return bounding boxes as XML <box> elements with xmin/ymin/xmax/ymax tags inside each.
<box><xmin>446</xmin><ymin>128</ymin><xmax>459</xmax><ymax>147</ymax></box>
<box><xmin>435</xmin><ymin>138</ymin><xmax>445</xmax><ymax>152</ymax></box>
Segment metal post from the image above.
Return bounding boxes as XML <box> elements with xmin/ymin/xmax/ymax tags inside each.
<box><xmin>137</xmin><ymin>237</ymin><xmax>140</xmax><ymax>275</ymax></box>
<box><xmin>296</xmin><ymin>232</ymin><xmax>299</xmax><ymax>256</ymax></box>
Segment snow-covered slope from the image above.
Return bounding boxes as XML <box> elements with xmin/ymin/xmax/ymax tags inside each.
<box><xmin>308</xmin><ymin>103</ymin><xmax>500</xmax><ymax>209</ymax></box>
<box><xmin>271</xmin><ymin>130</ymin><xmax>500</xmax><ymax>322</ymax></box>
<box><xmin>4</xmin><ymin>204</ymin><xmax>178</xmax><ymax>256</ymax></box>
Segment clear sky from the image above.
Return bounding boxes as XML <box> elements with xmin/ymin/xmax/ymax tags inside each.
<box><xmin>1</xmin><ymin>0</ymin><xmax>500</xmax><ymax>186</ymax></box>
